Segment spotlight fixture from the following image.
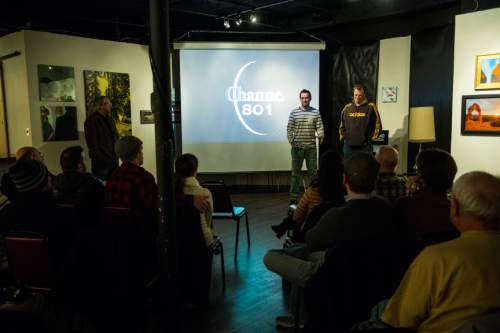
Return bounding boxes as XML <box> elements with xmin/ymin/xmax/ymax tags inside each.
<box><xmin>223</xmin><ymin>18</ymin><xmax>231</xmax><ymax>29</ymax></box>
<box><xmin>235</xmin><ymin>16</ymin><xmax>243</xmax><ymax>26</ymax></box>
<box><xmin>249</xmin><ymin>13</ymin><xmax>257</xmax><ymax>23</ymax></box>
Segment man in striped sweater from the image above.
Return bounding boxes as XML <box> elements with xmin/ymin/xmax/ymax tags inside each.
<box><xmin>287</xmin><ymin>89</ymin><xmax>324</xmax><ymax>204</ymax></box>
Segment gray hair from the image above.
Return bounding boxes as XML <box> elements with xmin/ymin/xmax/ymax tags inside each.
<box><xmin>452</xmin><ymin>171</ymin><xmax>500</xmax><ymax>225</ymax></box>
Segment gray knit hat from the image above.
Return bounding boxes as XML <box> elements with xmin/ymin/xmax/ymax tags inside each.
<box><xmin>115</xmin><ymin>135</ymin><xmax>143</xmax><ymax>162</ymax></box>
<box><xmin>9</xmin><ymin>160</ymin><xmax>49</xmax><ymax>193</ymax></box>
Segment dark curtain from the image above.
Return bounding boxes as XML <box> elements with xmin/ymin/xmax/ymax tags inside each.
<box><xmin>320</xmin><ymin>42</ymin><xmax>379</xmax><ymax>152</ymax></box>
<box><xmin>408</xmin><ymin>24</ymin><xmax>454</xmax><ymax>170</ymax></box>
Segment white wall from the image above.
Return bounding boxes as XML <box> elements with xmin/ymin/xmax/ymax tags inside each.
<box><xmin>18</xmin><ymin>31</ymin><xmax>156</xmax><ymax>175</ymax></box>
<box><xmin>452</xmin><ymin>8</ymin><xmax>500</xmax><ymax>177</ymax></box>
<box><xmin>0</xmin><ymin>31</ymin><xmax>32</xmax><ymax>155</ymax></box>
<box><xmin>377</xmin><ymin>36</ymin><xmax>411</xmax><ymax>173</ymax></box>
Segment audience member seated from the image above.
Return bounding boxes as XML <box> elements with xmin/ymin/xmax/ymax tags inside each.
<box><xmin>375</xmin><ymin>145</ymin><xmax>406</xmax><ymax>203</ymax></box>
<box><xmin>264</xmin><ymin>152</ymin><xmax>400</xmax><ymax>330</ymax></box>
<box><xmin>0</xmin><ymin>146</ymin><xmax>52</xmax><ymax>202</ymax></box>
<box><xmin>271</xmin><ymin>150</ymin><xmax>345</xmax><ymax>238</ymax></box>
<box><xmin>106</xmin><ymin>135</ymin><xmax>159</xmax><ymax>240</ymax></box>
<box><xmin>394</xmin><ymin>148</ymin><xmax>459</xmax><ymax>245</ymax></box>
<box><xmin>382</xmin><ymin>171</ymin><xmax>500</xmax><ymax>333</ymax></box>
<box><xmin>175</xmin><ymin>153</ymin><xmax>217</xmax><ymax>251</ymax></box>
<box><xmin>53</xmin><ymin>145</ymin><xmax>104</xmax><ymax>208</ymax></box>
<box><xmin>0</xmin><ymin>160</ymin><xmax>72</xmax><ymax>276</ymax></box>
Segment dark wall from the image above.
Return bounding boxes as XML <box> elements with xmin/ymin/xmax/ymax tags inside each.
<box><xmin>320</xmin><ymin>43</ymin><xmax>379</xmax><ymax>152</ymax></box>
<box><xmin>407</xmin><ymin>24</ymin><xmax>455</xmax><ymax>170</ymax></box>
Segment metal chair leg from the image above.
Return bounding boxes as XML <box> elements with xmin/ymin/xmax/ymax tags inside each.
<box><xmin>235</xmin><ymin>218</ymin><xmax>240</xmax><ymax>261</ymax></box>
<box><xmin>294</xmin><ymin>287</ymin><xmax>302</xmax><ymax>333</ymax></box>
<box><xmin>245</xmin><ymin>212</ymin><xmax>250</xmax><ymax>248</ymax></box>
<box><xmin>219</xmin><ymin>242</ymin><xmax>226</xmax><ymax>289</ymax></box>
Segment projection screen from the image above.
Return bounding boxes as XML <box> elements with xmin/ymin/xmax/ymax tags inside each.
<box><xmin>179</xmin><ymin>46</ymin><xmax>320</xmax><ymax>172</ymax></box>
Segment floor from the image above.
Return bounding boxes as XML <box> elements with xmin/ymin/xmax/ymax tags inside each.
<box><xmin>203</xmin><ymin>192</ymin><xmax>291</xmax><ymax>333</ymax></box>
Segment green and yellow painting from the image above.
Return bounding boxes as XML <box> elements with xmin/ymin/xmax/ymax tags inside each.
<box><xmin>84</xmin><ymin>70</ymin><xmax>132</xmax><ymax>136</ymax></box>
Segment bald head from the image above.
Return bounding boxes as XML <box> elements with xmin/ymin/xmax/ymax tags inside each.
<box><xmin>375</xmin><ymin>145</ymin><xmax>399</xmax><ymax>173</ymax></box>
<box><xmin>16</xmin><ymin>147</ymin><xmax>44</xmax><ymax>163</ymax></box>
<box><xmin>451</xmin><ymin>171</ymin><xmax>500</xmax><ymax>228</ymax></box>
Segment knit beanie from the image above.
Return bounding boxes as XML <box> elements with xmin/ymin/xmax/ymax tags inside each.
<box><xmin>115</xmin><ymin>135</ymin><xmax>143</xmax><ymax>162</ymax></box>
<box><xmin>9</xmin><ymin>160</ymin><xmax>49</xmax><ymax>193</ymax></box>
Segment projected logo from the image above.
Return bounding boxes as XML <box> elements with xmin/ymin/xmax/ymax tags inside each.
<box><xmin>226</xmin><ymin>61</ymin><xmax>284</xmax><ymax>135</ymax></box>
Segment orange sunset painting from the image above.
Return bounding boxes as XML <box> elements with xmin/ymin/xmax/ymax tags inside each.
<box><xmin>463</xmin><ymin>96</ymin><xmax>500</xmax><ymax>134</ymax></box>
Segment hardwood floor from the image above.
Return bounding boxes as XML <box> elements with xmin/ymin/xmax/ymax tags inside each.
<box><xmin>203</xmin><ymin>192</ymin><xmax>291</xmax><ymax>333</ymax></box>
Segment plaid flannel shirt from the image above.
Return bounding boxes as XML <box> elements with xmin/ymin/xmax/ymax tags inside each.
<box><xmin>105</xmin><ymin>162</ymin><xmax>158</xmax><ymax>210</ymax></box>
<box><xmin>376</xmin><ymin>173</ymin><xmax>407</xmax><ymax>204</ymax></box>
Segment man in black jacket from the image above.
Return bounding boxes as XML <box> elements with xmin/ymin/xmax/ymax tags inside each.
<box><xmin>264</xmin><ymin>152</ymin><xmax>401</xmax><ymax>329</ymax></box>
<box><xmin>53</xmin><ymin>145</ymin><xmax>104</xmax><ymax>207</ymax></box>
<box><xmin>339</xmin><ymin>84</ymin><xmax>382</xmax><ymax>155</ymax></box>
<box><xmin>84</xmin><ymin>96</ymin><xmax>119</xmax><ymax>181</ymax></box>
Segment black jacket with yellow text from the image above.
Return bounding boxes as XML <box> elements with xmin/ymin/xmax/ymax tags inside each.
<box><xmin>339</xmin><ymin>99</ymin><xmax>382</xmax><ymax>146</ymax></box>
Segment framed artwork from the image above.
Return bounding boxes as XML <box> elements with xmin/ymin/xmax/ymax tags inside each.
<box><xmin>461</xmin><ymin>95</ymin><xmax>500</xmax><ymax>136</ymax></box>
<box><xmin>83</xmin><ymin>70</ymin><xmax>131</xmax><ymax>136</ymax></box>
<box><xmin>38</xmin><ymin>65</ymin><xmax>76</xmax><ymax>101</ymax></box>
<box><xmin>381</xmin><ymin>86</ymin><xmax>397</xmax><ymax>103</ymax></box>
<box><xmin>140</xmin><ymin>110</ymin><xmax>154</xmax><ymax>124</ymax></box>
<box><xmin>40</xmin><ymin>105</ymin><xmax>78</xmax><ymax>141</ymax></box>
<box><xmin>475</xmin><ymin>53</ymin><xmax>500</xmax><ymax>90</ymax></box>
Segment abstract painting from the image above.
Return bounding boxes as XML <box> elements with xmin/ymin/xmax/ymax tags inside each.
<box><xmin>38</xmin><ymin>65</ymin><xmax>76</xmax><ymax>102</ymax></box>
<box><xmin>84</xmin><ymin>70</ymin><xmax>131</xmax><ymax>136</ymax></box>
<box><xmin>475</xmin><ymin>53</ymin><xmax>500</xmax><ymax>90</ymax></box>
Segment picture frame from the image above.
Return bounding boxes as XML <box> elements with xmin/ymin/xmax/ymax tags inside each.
<box><xmin>461</xmin><ymin>94</ymin><xmax>500</xmax><ymax>136</ymax></box>
<box><xmin>381</xmin><ymin>86</ymin><xmax>397</xmax><ymax>103</ymax></box>
<box><xmin>475</xmin><ymin>53</ymin><xmax>500</xmax><ymax>90</ymax></box>
<box><xmin>140</xmin><ymin>110</ymin><xmax>154</xmax><ymax>124</ymax></box>
<box><xmin>38</xmin><ymin>65</ymin><xmax>76</xmax><ymax>102</ymax></box>
<box><xmin>40</xmin><ymin>105</ymin><xmax>78</xmax><ymax>141</ymax></box>
<box><xmin>83</xmin><ymin>70</ymin><xmax>131</xmax><ymax>136</ymax></box>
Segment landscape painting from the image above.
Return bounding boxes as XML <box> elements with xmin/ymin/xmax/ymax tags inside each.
<box><xmin>461</xmin><ymin>95</ymin><xmax>500</xmax><ymax>136</ymax></box>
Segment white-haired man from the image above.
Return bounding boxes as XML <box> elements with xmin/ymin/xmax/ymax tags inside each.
<box><xmin>382</xmin><ymin>171</ymin><xmax>500</xmax><ymax>333</ymax></box>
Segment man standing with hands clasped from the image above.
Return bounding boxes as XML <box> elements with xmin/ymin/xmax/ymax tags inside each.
<box><xmin>287</xmin><ymin>89</ymin><xmax>324</xmax><ymax>205</ymax></box>
<box><xmin>339</xmin><ymin>84</ymin><xmax>382</xmax><ymax>155</ymax></box>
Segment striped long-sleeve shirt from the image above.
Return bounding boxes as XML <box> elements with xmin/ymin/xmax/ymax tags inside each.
<box><xmin>287</xmin><ymin>106</ymin><xmax>324</xmax><ymax>147</ymax></box>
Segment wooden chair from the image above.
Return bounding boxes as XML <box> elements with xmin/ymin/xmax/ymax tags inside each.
<box><xmin>202</xmin><ymin>180</ymin><xmax>250</xmax><ymax>261</ymax></box>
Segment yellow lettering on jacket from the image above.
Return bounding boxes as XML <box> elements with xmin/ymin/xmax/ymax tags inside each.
<box><xmin>348</xmin><ymin>112</ymin><xmax>366</xmax><ymax>117</ymax></box>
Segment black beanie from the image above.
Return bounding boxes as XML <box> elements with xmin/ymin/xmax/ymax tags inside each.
<box><xmin>9</xmin><ymin>160</ymin><xmax>49</xmax><ymax>193</ymax></box>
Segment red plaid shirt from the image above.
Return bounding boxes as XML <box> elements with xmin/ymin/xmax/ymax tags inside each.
<box><xmin>105</xmin><ymin>162</ymin><xmax>158</xmax><ymax>210</ymax></box>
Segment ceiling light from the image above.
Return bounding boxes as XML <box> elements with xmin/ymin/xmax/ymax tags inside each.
<box><xmin>223</xmin><ymin>18</ymin><xmax>231</xmax><ymax>29</ymax></box>
<box><xmin>235</xmin><ymin>16</ymin><xmax>243</xmax><ymax>26</ymax></box>
<box><xmin>249</xmin><ymin>13</ymin><xmax>257</xmax><ymax>23</ymax></box>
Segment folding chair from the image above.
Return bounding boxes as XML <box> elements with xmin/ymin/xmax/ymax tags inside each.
<box><xmin>4</xmin><ymin>232</ymin><xmax>51</xmax><ymax>292</ymax></box>
<box><xmin>202</xmin><ymin>180</ymin><xmax>250</xmax><ymax>261</ymax></box>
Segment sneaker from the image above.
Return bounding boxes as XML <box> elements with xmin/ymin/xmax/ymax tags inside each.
<box><xmin>276</xmin><ymin>315</ymin><xmax>305</xmax><ymax>329</ymax></box>
<box><xmin>271</xmin><ymin>224</ymin><xmax>287</xmax><ymax>238</ymax></box>
<box><xmin>289</xmin><ymin>199</ymin><xmax>297</xmax><ymax>206</ymax></box>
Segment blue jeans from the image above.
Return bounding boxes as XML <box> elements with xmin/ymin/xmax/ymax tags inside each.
<box><xmin>343</xmin><ymin>141</ymin><xmax>373</xmax><ymax>156</ymax></box>
<box><xmin>290</xmin><ymin>146</ymin><xmax>317</xmax><ymax>200</ymax></box>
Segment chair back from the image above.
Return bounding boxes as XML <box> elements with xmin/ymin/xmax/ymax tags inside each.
<box><xmin>4</xmin><ymin>232</ymin><xmax>51</xmax><ymax>291</ymax></box>
<box><xmin>202</xmin><ymin>181</ymin><xmax>235</xmax><ymax>216</ymax></box>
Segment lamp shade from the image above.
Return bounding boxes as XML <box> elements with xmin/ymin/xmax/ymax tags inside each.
<box><xmin>409</xmin><ymin>106</ymin><xmax>436</xmax><ymax>143</ymax></box>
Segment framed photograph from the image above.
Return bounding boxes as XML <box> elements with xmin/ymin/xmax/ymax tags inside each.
<box><xmin>461</xmin><ymin>95</ymin><xmax>500</xmax><ymax>136</ymax></box>
<box><xmin>40</xmin><ymin>105</ymin><xmax>78</xmax><ymax>141</ymax></box>
<box><xmin>140</xmin><ymin>110</ymin><xmax>154</xmax><ymax>124</ymax></box>
<box><xmin>475</xmin><ymin>53</ymin><xmax>500</xmax><ymax>90</ymax></box>
<box><xmin>38</xmin><ymin>65</ymin><xmax>76</xmax><ymax>102</ymax></box>
<box><xmin>83</xmin><ymin>70</ymin><xmax>131</xmax><ymax>136</ymax></box>
<box><xmin>381</xmin><ymin>86</ymin><xmax>397</xmax><ymax>103</ymax></box>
